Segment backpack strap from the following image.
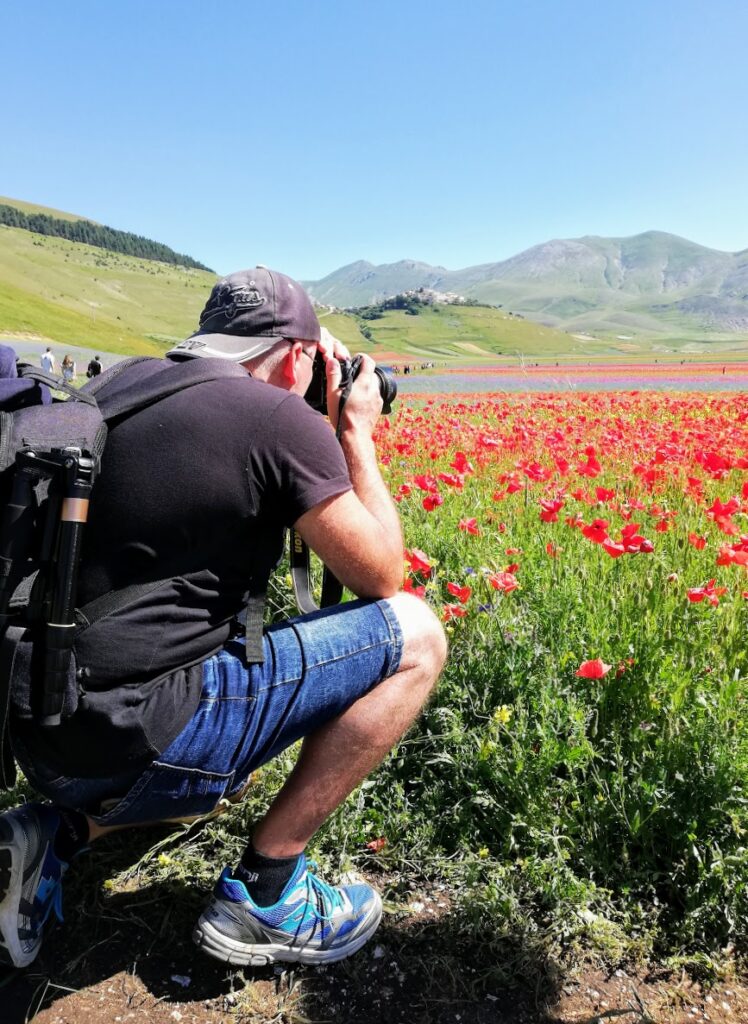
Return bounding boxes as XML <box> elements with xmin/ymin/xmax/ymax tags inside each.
<box><xmin>0</xmin><ymin>625</ymin><xmax>25</xmax><ymax>789</ymax></box>
<box><xmin>16</xmin><ymin>365</ymin><xmax>98</xmax><ymax>406</ymax></box>
<box><xmin>93</xmin><ymin>357</ymin><xmax>249</xmax><ymax>423</ymax></box>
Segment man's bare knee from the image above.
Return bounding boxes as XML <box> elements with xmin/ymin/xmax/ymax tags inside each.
<box><xmin>386</xmin><ymin>591</ymin><xmax>448</xmax><ymax>683</ymax></box>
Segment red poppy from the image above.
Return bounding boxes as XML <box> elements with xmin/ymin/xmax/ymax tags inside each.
<box><xmin>438</xmin><ymin>472</ymin><xmax>464</xmax><ymax>488</ymax></box>
<box><xmin>716</xmin><ymin>544</ymin><xmax>748</xmax><ymax>566</ymax></box>
<box><xmin>423</xmin><ymin>494</ymin><xmax>444</xmax><ymax>512</ymax></box>
<box><xmin>404</xmin><ymin>548</ymin><xmax>432</xmax><ymax>575</ymax></box>
<box><xmin>366</xmin><ymin>837</ymin><xmax>387</xmax><ymax>853</ymax></box>
<box><xmin>403</xmin><ymin>578</ymin><xmax>426</xmax><ymax>598</ymax></box>
<box><xmin>446</xmin><ymin>582</ymin><xmax>472</xmax><ymax>604</ymax></box>
<box><xmin>687</xmin><ymin>579</ymin><xmax>728</xmax><ymax>606</ymax></box>
<box><xmin>459</xmin><ymin>517</ymin><xmax>480</xmax><ymax>535</ymax></box>
<box><xmin>581</xmin><ymin>519</ymin><xmax>609</xmax><ymax>544</ymax></box>
<box><xmin>602</xmin><ymin>538</ymin><xmax>626</xmax><ymax>558</ymax></box>
<box><xmin>539</xmin><ymin>498</ymin><xmax>565</xmax><ymax>523</ymax></box>
<box><xmin>442</xmin><ymin>603</ymin><xmax>467</xmax><ymax>621</ymax></box>
<box><xmin>413</xmin><ymin>474</ymin><xmax>439</xmax><ymax>493</ymax></box>
<box><xmin>450</xmin><ymin>451</ymin><xmax>474</xmax><ymax>475</ymax></box>
<box><xmin>688</xmin><ymin>533</ymin><xmax>707</xmax><ymax>550</ymax></box>
<box><xmin>576</xmin><ymin>659</ymin><xmax>612</xmax><ymax>679</ymax></box>
<box><xmin>488</xmin><ymin>571</ymin><xmax>519</xmax><ymax>593</ymax></box>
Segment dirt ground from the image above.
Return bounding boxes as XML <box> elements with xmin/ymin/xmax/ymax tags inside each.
<box><xmin>3</xmin><ymin>877</ymin><xmax>748</xmax><ymax>1024</ymax></box>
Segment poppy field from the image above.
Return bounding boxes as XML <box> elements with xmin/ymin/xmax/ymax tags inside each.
<box><xmin>343</xmin><ymin>385</ymin><xmax>748</xmax><ymax>966</ymax></box>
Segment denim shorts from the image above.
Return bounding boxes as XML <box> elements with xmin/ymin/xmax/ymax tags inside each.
<box><xmin>23</xmin><ymin>598</ymin><xmax>403</xmax><ymax>826</ymax></box>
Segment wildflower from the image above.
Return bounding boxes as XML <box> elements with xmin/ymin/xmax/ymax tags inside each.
<box><xmin>493</xmin><ymin>705</ymin><xmax>513</xmax><ymax>724</ymax></box>
<box><xmin>403</xmin><ymin>578</ymin><xmax>426</xmax><ymax>598</ymax></box>
<box><xmin>437</xmin><ymin>472</ymin><xmax>464</xmax><ymax>488</ymax></box>
<box><xmin>413</xmin><ymin>474</ymin><xmax>439</xmax><ymax>493</ymax></box>
<box><xmin>488</xmin><ymin>571</ymin><xmax>519</xmax><ymax>593</ymax></box>
<box><xmin>451</xmin><ymin>451</ymin><xmax>474</xmax><ymax>475</ymax></box>
<box><xmin>446</xmin><ymin>582</ymin><xmax>472</xmax><ymax>604</ymax></box>
<box><xmin>687</xmin><ymin>579</ymin><xmax>727</xmax><ymax>606</ymax></box>
<box><xmin>716</xmin><ymin>544</ymin><xmax>748</xmax><ymax>566</ymax></box>
<box><xmin>404</xmin><ymin>548</ymin><xmax>432</xmax><ymax>575</ymax></box>
<box><xmin>576</xmin><ymin>659</ymin><xmax>612</xmax><ymax>679</ymax></box>
<box><xmin>459</xmin><ymin>517</ymin><xmax>480</xmax><ymax>535</ymax></box>
<box><xmin>581</xmin><ymin>519</ymin><xmax>609</xmax><ymax>544</ymax></box>
<box><xmin>423</xmin><ymin>493</ymin><xmax>444</xmax><ymax>512</ymax></box>
<box><xmin>366</xmin><ymin>837</ymin><xmax>387</xmax><ymax>853</ymax></box>
<box><xmin>477</xmin><ymin>847</ymin><xmax>489</xmax><ymax>859</ymax></box>
<box><xmin>442</xmin><ymin>603</ymin><xmax>467</xmax><ymax>622</ymax></box>
<box><xmin>539</xmin><ymin>497</ymin><xmax>565</xmax><ymax>523</ymax></box>
<box><xmin>602</xmin><ymin>538</ymin><xmax>625</xmax><ymax>558</ymax></box>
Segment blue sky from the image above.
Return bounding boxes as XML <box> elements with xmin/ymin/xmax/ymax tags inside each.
<box><xmin>2</xmin><ymin>0</ymin><xmax>746</xmax><ymax>280</ymax></box>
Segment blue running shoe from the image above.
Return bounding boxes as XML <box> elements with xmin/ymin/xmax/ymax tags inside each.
<box><xmin>193</xmin><ymin>854</ymin><xmax>382</xmax><ymax>966</ymax></box>
<box><xmin>0</xmin><ymin>803</ymin><xmax>67</xmax><ymax>969</ymax></box>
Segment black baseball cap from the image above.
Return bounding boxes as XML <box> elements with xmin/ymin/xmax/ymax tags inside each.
<box><xmin>168</xmin><ymin>266</ymin><xmax>321</xmax><ymax>362</ymax></box>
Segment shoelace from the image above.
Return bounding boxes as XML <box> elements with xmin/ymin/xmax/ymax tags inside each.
<box><xmin>305</xmin><ymin>860</ymin><xmax>344</xmax><ymax>921</ymax></box>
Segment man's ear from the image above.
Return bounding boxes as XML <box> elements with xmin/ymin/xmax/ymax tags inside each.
<box><xmin>281</xmin><ymin>342</ymin><xmax>300</xmax><ymax>385</ymax></box>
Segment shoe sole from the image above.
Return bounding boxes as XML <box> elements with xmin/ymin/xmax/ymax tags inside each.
<box><xmin>192</xmin><ymin>892</ymin><xmax>383</xmax><ymax>967</ymax></box>
<box><xmin>0</xmin><ymin>815</ymin><xmax>37</xmax><ymax>969</ymax></box>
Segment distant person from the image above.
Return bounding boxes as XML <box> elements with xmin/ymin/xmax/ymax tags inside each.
<box><xmin>40</xmin><ymin>347</ymin><xmax>55</xmax><ymax>374</ymax></box>
<box><xmin>61</xmin><ymin>354</ymin><xmax>76</xmax><ymax>383</ymax></box>
<box><xmin>86</xmin><ymin>355</ymin><xmax>103</xmax><ymax>378</ymax></box>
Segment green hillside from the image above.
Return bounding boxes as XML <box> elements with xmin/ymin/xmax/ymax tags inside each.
<box><xmin>0</xmin><ymin>223</ymin><xmax>215</xmax><ymax>355</ymax></box>
<box><xmin>318</xmin><ymin>305</ymin><xmax>625</xmax><ymax>361</ymax></box>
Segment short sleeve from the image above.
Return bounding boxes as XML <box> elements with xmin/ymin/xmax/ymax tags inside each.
<box><xmin>250</xmin><ymin>393</ymin><xmax>352</xmax><ymax>526</ymax></box>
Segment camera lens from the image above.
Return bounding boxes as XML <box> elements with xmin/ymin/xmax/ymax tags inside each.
<box><xmin>304</xmin><ymin>354</ymin><xmax>397</xmax><ymax>416</ymax></box>
<box><xmin>373</xmin><ymin>366</ymin><xmax>397</xmax><ymax>414</ymax></box>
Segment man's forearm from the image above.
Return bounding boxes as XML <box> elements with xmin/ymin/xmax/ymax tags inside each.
<box><xmin>340</xmin><ymin>427</ymin><xmax>403</xmax><ymax>560</ymax></box>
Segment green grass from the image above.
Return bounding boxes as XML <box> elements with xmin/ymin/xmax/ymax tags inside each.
<box><xmin>0</xmin><ymin>224</ymin><xmax>214</xmax><ymax>354</ymax></box>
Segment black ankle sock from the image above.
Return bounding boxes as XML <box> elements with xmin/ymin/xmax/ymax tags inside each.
<box><xmin>54</xmin><ymin>808</ymin><xmax>89</xmax><ymax>863</ymax></box>
<box><xmin>236</xmin><ymin>843</ymin><xmax>299</xmax><ymax>907</ymax></box>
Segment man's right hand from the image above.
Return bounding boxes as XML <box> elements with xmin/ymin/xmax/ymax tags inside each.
<box><xmin>325</xmin><ymin>353</ymin><xmax>383</xmax><ymax>437</ymax></box>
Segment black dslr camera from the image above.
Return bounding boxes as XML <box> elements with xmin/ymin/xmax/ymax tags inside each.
<box><xmin>305</xmin><ymin>353</ymin><xmax>397</xmax><ymax>416</ymax></box>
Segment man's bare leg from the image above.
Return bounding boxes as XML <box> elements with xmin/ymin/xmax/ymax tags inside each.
<box><xmin>251</xmin><ymin>592</ymin><xmax>446</xmax><ymax>857</ymax></box>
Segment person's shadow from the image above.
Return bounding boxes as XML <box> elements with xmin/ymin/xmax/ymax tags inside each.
<box><xmin>1</xmin><ymin>828</ymin><xmax>563</xmax><ymax>1024</ymax></box>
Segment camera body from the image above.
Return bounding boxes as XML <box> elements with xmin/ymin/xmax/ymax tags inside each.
<box><xmin>305</xmin><ymin>353</ymin><xmax>397</xmax><ymax>416</ymax></box>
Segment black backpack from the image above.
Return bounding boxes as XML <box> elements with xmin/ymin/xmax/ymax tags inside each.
<box><xmin>0</xmin><ymin>354</ymin><xmax>249</xmax><ymax>790</ymax></box>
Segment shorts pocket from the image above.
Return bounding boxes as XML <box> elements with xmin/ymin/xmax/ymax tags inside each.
<box><xmin>89</xmin><ymin>761</ymin><xmax>234</xmax><ymax>826</ymax></box>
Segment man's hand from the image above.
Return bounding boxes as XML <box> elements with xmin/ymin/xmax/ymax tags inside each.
<box><xmin>317</xmin><ymin>329</ymin><xmax>382</xmax><ymax>435</ymax></box>
<box><xmin>318</xmin><ymin>326</ymin><xmax>350</xmax><ymax>363</ymax></box>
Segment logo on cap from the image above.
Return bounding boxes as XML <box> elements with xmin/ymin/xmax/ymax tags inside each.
<box><xmin>200</xmin><ymin>279</ymin><xmax>267</xmax><ymax>329</ymax></box>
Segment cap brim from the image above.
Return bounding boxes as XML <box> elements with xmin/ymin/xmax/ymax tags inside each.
<box><xmin>166</xmin><ymin>331</ymin><xmax>286</xmax><ymax>362</ymax></box>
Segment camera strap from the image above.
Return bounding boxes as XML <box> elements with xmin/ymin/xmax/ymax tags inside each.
<box><xmin>288</xmin><ymin>373</ymin><xmax>357</xmax><ymax>614</ymax></box>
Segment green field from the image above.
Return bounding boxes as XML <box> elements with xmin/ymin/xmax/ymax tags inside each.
<box><xmin>0</xmin><ymin>223</ymin><xmax>214</xmax><ymax>356</ymax></box>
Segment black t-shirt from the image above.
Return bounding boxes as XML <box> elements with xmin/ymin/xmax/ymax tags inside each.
<box><xmin>14</xmin><ymin>358</ymin><xmax>351</xmax><ymax>777</ymax></box>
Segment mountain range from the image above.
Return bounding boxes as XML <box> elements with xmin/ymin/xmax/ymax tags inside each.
<box><xmin>305</xmin><ymin>232</ymin><xmax>748</xmax><ymax>340</ymax></box>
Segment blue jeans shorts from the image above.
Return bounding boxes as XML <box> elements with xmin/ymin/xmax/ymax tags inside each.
<box><xmin>23</xmin><ymin>598</ymin><xmax>403</xmax><ymax>826</ymax></box>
